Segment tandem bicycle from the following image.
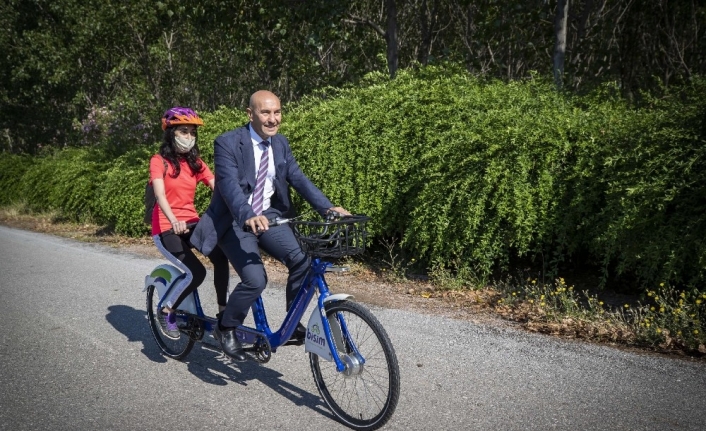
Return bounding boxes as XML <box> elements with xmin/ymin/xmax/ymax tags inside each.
<box><xmin>144</xmin><ymin>214</ymin><xmax>400</xmax><ymax>430</ymax></box>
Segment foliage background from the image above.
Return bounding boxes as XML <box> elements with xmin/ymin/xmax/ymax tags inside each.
<box><xmin>1</xmin><ymin>0</ymin><xmax>703</xmax><ymax>154</ymax></box>
<box><xmin>1</xmin><ymin>68</ymin><xmax>704</xmax><ymax>294</ymax></box>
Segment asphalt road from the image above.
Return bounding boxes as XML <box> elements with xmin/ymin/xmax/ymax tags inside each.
<box><xmin>1</xmin><ymin>225</ymin><xmax>705</xmax><ymax>431</ymax></box>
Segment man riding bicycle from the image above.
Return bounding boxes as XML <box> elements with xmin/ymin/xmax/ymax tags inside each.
<box><xmin>191</xmin><ymin>90</ymin><xmax>349</xmax><ymax>361</ymax></box>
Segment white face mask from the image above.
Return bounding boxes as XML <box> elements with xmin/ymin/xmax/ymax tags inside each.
<box><xmin>174</xmin><ymin>135</ymin><xmax>195</xmax><ymax>153</ymax></box>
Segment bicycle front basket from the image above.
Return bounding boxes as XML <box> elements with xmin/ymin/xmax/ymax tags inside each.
<box><xmin>291</xmin><ymin>215</ymin><xmax>370</xmax><ymax>258</ymax></box>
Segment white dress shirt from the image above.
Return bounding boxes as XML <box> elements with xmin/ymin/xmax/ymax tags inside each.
<box><xmin>247</xmin><ymin>125</ymin><xmax>276</xmax><ymax>213</ymax></box>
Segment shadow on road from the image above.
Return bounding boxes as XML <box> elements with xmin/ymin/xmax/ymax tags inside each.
<box><xmin>105</xmin><ymin>304</ymin><xmax>334</xmax><ymax>421</ymax></box>
<box><xmin>105</xmin><ymin>304</ymin><xmax>168</xmax><ymax>363</ymax></box>
<box><xmin>183</xmin><ymin>344</ymin><xmax>334</xmax><ymax>419</ymax></box>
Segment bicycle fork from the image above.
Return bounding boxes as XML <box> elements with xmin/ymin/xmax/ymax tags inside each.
<box><xmin>306</xmin><ymin>292</ymin><xmax>366</xmax><ymax>374</ymax></box>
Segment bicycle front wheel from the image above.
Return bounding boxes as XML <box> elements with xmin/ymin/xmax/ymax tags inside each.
<box><xmin>310</xmin><ymin>301</ymin><xmax>400</xmax><ymax>431</ymax></box>
<box><xmin>146</xmin><ymin>284</ymin><xmax>194</xmax><ymax>360</ymax></box>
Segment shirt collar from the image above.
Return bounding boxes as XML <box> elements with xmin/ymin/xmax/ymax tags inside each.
<box><xmin>248</xmin><ymin>124</ymin><xmax>269</xmax><ymax>146</ymax></box>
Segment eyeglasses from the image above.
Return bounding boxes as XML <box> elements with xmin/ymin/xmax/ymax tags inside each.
<box><xmin>176</xmin><ymin>127</ymin><xmax>197</xmax><ymax>136</ymax></box>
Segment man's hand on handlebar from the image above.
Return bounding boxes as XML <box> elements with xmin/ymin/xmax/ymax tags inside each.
<box><xmin>245</xmin><ymin>215</ymin><xmax>270</xmax><ymax>233</ymax></box>
<box><xmin>245</xmin><ymin>207</ymin><xmax>351</xmax><ymax>232</ymax></box>
<box><xmin>327</xmin><ymin>207</ymin><xmax>352</xmax><ymax>220</ymax></box>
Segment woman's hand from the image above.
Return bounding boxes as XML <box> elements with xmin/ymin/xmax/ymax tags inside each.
<box><xmin>171</xmin><ymin>220</ymin><xmax>190</xmax><ymax>235</ymax></box>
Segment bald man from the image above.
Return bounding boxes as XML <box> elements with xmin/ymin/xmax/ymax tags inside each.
<box><xmin>191</xmin><ymin>90</ymin><xmax>349</xmax><ymax>361</ymax></box>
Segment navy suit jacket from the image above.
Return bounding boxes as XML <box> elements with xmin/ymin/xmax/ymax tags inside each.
<box><xmin>191</xmin><ymin>124</ymin><xmax>334</xmax><ymax>255</ymax></box>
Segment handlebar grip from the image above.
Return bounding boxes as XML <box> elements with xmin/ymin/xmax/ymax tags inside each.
<box><xmin>164</xmin><ymin>222</ymin><xmax>198</xmax><ymax>235</ymax></box>
<box><xmin>325</xmin><ymin>211</ymin><xmax>366</xmax><ymax>222</ymax></box>
<box><xmin>243</xmin><ymin>217</ymin><xmax>282</xmax><ymax>232</ymax></box>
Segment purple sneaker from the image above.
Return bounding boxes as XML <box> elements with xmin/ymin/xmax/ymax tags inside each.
<box><xmin>164</xmin><ymin>311</ymin><xmax>180</xmax><ymax>339</ymax></box>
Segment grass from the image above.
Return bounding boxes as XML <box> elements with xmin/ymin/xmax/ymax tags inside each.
<box><xmin>484</xmin><ymin>276</ymin><xmax>705</xmax><ymax>356</ymax></box>
<box><xmin>372</xmin><ymin>238</ymin><xmax>706</xmax><ymax>358</ymax></box>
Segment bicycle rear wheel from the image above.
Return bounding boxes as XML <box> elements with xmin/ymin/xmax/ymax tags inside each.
<box><xmin>310</xmin><ymin>301</ymin><xmax>400</xmax><ymax>431</ymax></box>
<box><xmin>146</xmin><ymin>284</ymin><xmax>194</xmax><ymax>360</ymax></box>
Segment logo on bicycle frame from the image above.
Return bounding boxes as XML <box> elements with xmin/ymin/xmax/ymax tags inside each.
<box><xmin>307</xmin><ymin>324</ymin><xmax>326</xmax><ymax>347</ymax></box>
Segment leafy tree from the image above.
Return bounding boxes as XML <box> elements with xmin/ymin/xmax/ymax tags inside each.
<box><xmin>2</xmin><ymin>0</ymin><xmax>705</xmax><ymax>153</ymax></box>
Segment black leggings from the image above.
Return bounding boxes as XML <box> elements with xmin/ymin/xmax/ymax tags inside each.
<box><xmin>156</xmin><ymin>229</ymin><xmax>229</xmax><ymax>309</ymax></box>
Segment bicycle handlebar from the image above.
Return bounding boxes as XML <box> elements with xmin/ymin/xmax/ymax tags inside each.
<box><xmin>163</xmin><ymin>222</ymin><xmax>198</xmax><ymax>235</ymax></box>
<box><xmin>243</xmin><ymin>217</ymin><xmax>288</xmax><ymax>233</ymax></box>
<box><xmin>244</xmin><ymin>212</ymin><xmax>362</xmax><ymax>233</ymax></box>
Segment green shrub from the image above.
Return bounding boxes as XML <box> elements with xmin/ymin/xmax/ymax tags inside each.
<box><xmin>15</xmin><ymin>148</ymin><xmax>106</xmax><ymax>220</ymax></box>
<box><xmin>285</xmin><ymin>69</ymin><xmax>591</xmax><ymax>283</ymax></box>
<box><xmin>92</xmin><ymin>146</ymin><xmax>153</xmax><ymax>236</ymax></box>
<box><xmin>0</xmin><ymin>153</ymin><xmax>35</xmax><ymax>205</ymax></box>
<box><xmin>6</xmin><ymin>67</ymin><xmax>705</xmax><ymax>294</ymax></box>
<box><xmin>583</xmin><ymin>79</ymin><xmax>706</xmax><ymax>288</ymax></box>
<box><xmin>285</xmin><ymin>69</ymin><xmax>706</xmax><ymax>291</ymax></box>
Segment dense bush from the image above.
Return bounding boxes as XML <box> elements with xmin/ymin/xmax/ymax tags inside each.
<box><xmin>2</xmin><ymin>67</ymin><xmax>704</xmax><ymax>292</ymax></box>
<box><xmin>286</xmin><ymin>69</ymin><xmax>591</xmax><ymax>279</ymax></box>
<box><xmin>92</xmin><ymin>147</ymin><xmax>153</xmax><ymax>236</ymax></box>
<box><xmin>285</xmin><ymin>68</ymin><xmax>706</xmax><ymax>289</ymax></box>
<box><xmin>583</xmin><ymin>80</ymin><xmax>706</xmax><ymax>288</ymax></box>
<box><xmin>0</xmin><ymin>154</ymin><xmax>35</xmax><ymax>205</ymax></box>
<box><xmin>7</xmin><ymin>149</ymin><xmax>107</xmax><ymax>221</ymax></box>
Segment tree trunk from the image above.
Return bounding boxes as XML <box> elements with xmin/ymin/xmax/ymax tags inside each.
<box><xmin>418</xmin><ymin>0</ymin><xmax>430</xmax><ymax>65</ymax></box>
<box><xmin>418</xmin><ymin>0</ymin><xmax>440</xmax><ymax>66</ymax></box>
<box><xmin>553</xmin><ymin>0</ymin><xmax>569</xmax><ymax>89</ymax></box>
<box><xmin>386</xmin><ymin>0</ymin><xmax>399</xmax><ymax>79</ymax></box>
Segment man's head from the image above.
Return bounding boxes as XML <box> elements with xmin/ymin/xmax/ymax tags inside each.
<box><xmin>247</xmin><ymin>90</ymin><xmax>282</xmax><ymax>140</ymax></box>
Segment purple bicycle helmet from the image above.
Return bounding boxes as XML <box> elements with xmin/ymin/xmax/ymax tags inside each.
<box><xmin>161</xmin><ymin>106</ymin><xmax>205</xmax><ymax>130</ymax></box>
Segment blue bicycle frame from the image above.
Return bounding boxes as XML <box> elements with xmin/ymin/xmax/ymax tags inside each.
<box><xmin>238</xmin><ymin>257</ymin><xmax>365</xmax><ymax>373</ymax></box>
<box><xmin>158</xmin><ymin>256</ymin><xmax>365</xmax><ymax>372</ymax></box>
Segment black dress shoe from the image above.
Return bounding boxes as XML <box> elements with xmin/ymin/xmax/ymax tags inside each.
<box><xmin>217</xmin><ymin>326</ymin><xmax>247</xmax><ymax>361</ymax></box>
<box><xmin>287</xmin><ymin>323</ymin><xmax>306</xmax><ymax>346</ymax></box>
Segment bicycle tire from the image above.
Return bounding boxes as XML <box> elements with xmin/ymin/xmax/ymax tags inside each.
<box><xmin>146</xmin><ymin>284</ymin><xmax>194</xmax><ymax>360</ymax></box>
<box><xmin>310</xmin><ymin>301</ymin><xmax>400</xmax><ymax>431</ymax></box>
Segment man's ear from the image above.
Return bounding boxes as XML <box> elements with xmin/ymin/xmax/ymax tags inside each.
<box><xmin>246</xmin><ymin>107</ymin><xmax>253</xmax><ymax>121</ymax></box>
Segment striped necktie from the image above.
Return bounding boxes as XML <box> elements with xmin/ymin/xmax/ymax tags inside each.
<box><xmin>251</xmin><ymin>140</ymin><xmax>269</xmax><ymax>215</ymax></box>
